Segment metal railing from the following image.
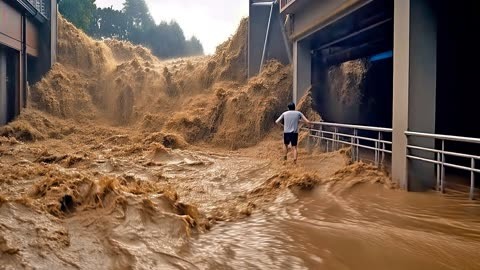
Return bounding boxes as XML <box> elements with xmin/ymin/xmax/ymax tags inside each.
<box><xmin>406</xmin><ymin>131</ymin><xmax>480</xmax><ymax>200</ymax></box>
<box><xmin>307</xmin><ymin>122</ymin><xmax>392</xmax><ymax>167</ymax></box>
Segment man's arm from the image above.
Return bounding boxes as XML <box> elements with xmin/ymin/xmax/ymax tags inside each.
<box><xmin>299</xmin><ymin>113</ymin><xmax>312</xmax><ymax>127</ymax></box>
<box><xmin>275</xmin><ymin>113</ymin><xmax>284</xmax><ymax>126</ymax></box>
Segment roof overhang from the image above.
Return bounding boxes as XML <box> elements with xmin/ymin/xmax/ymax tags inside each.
<box><xmin>280</xmin><ymin>0</ymin><xmax>309</xmax><ymax>14</ymax></box>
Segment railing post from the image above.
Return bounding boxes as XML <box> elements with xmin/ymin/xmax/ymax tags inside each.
<box><xmin>380</xmin><ymin>133</ymin><xmax>385</xmax><ymax>166</ymax></box>
<box><xmin>334</xmin><ymin>127</ymin><xmax>338</xmax><ymax>150</ymax></box>
<box><xmin>319</xmin><ymin>125</ymin><xmax>323</xmax><ymax>151</ymax></box>
<box><xmin>356</xmin><ymin>130</ymin><xmax>360</xmax><ymax>161</ymax></box>
<box><xmin>405</xmin><ymin>133</ymin><xmax>409</xmax><ymax>191</ymax></box>
<box><xmin>351</xmin><ymin>129</ymin><xmax>355</xmax><ymax>162</ymax></box>
<box><xmin>436</xmin><ymin>152</ymin><xmax>440</xmax><ymax>191</ymax></box>
<box><xmin>307</xmin><ymin>126</ymin><xmax>312</xmax><ymax>153</ymax></box>
<box><xmin>375</xmin><ymin>132</ymin><xmax>381</xmax><ymax>167</ymax></box>
<box><xmin>441</xmin><ymin>140</ymin><xmax>445</xmax><ymax>193</ymax></box>
<box><xmin>470</xmin><ymin>158</ymin><xmax>475</xmax><ymax>200</ymax></box>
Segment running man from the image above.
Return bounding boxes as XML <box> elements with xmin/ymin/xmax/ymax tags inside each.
<box><xmin>275</xmin><ymin>102</ymin><xmax>311</xmax><ymax>164</ymax></box>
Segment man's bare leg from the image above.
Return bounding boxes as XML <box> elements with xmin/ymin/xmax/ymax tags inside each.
<box><xmin>293</xmin><ymin>146</ymin><xmax>298</xmax><ymax>164</ymax></box>
<box><xmin>284</xmin><ymin>144</ymin><xmax>289</xmax><ymax>160</ymax></box>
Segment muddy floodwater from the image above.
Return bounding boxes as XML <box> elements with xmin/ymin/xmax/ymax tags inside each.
<box><xmin>185</xmin><ymin>181</ymin><xmax>480</xmax><ymax>270</ymax></box>
<box><xmin>1</xmin><ymin>133</ymin><xmax>479</xmax><ymax>270</ymax></box>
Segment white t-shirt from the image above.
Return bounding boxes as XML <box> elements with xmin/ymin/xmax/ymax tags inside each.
<box><xmin>275</xmin><ymin>110</ymin><xmax>308</xmax><ymax>133</ymax></box>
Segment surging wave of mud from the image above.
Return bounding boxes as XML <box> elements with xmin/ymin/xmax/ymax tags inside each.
<box><xmin>328</xmin><ymin>59</ymin><xmax>369</xmax><ymax>106</ymax></box>
<box><xmin>249</xmin><ymin>161</ymin><xmax>394</xmax><ymax>206</ymax></box>
<box><xmin>2</xmin><ymin>17</ymin><xmax>293</xmax><ymax>149</ymax></box>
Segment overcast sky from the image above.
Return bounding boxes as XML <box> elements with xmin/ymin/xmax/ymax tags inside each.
<box><xmin>96</xmin><ymin>0</ymin><xmax>249</xmax><ymax>54</ymax></box>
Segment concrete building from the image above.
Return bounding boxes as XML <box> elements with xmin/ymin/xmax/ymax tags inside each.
<box><xmin>249</xmin><ymin>0</ymin><xmax>479</xmax><ymax>193</ymax></box>
<box><xmin>0</xmin><ymin>0</ymin><xmax>57</xmax><ymax>125</ymax></box>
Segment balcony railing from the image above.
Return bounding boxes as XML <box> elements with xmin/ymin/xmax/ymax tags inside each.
<box><xmin>27</xmin><ymin>0</ymin><xmax>47</xmax><ymax>17</ymax></box>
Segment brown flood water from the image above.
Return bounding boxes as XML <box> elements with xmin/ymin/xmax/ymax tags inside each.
<box><xmin>184</xmin><ymin>181</ymin><xmax>480</xmax><ymax>270</ymax></box>
<box><xmin>1</xmin><ymin>136</ymin><xmax>479</xmax><ymax>270</ymax></box>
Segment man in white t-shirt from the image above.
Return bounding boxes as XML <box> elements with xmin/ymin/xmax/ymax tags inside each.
<box><xmin>275</xmin><ymin>102</ymin><xmax>311</xmax><ymax>164</ymax></box>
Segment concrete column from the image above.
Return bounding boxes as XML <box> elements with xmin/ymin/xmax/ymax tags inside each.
<box><xmin>0</xmin><ymin>47</ymin><xmax>7</xmax><ymax>125</ymax></box>
<box><xmin>50</xmin><ymin>0</ymin><xmax>57</xmax><ymax>65</ymax></box>
<box><xmin>392</xmin><ymin>0</ymin><xmax>437</xmax><ymax>190</ymax></box>
<box><xmin>18</xmin><ymin>49</ymin><xmax>25</xmax><ymax>109</ymax></box>
<box><xmin>21</xmin><ymin>14</ymin><xmax>27</xmax><ymax>109</ymax></box>
<box><xmin>37</xmin><ymin>0</ymin><xmax>57</xmax><ymax>84</ymax></box>
<box><xmin>293</xmin><ymin>40</ymin><xmax>311</xmax><ymax>103</ymax></box>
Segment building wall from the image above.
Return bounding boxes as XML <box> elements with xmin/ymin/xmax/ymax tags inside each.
<box><xmin>26</xmin><ymin>18</ymin><xmax>39</xmax><ymax>56</ymax></box>
<box><xmin>0</xmin><ymin>0</ymin><xmax>56</xmax><ymax>125</ymax></box>
<box><xmin>0</xmin><ymin>1</ymin><xmax>22</xmax><ymax>50</ymax></box>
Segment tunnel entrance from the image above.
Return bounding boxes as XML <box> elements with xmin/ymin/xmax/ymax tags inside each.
<box><xmin>311</xmin><ymin>55</ymin><xmax>393</xmax><ymax>128</ymax></box>
<box><xmin>306</xmin><ymin>0</ymin><xmax>394</xmax><ymax>128</ymax></box>
<box><xmin>299</xmin><ymin>0</ymin><xmax>394</xmax><ymax>163</ymax></box>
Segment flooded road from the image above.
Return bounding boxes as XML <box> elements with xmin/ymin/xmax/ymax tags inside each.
<box><xmin>2</xmin><ymin>133</ymin><xmax>479</xmax><ymax>269</ymax></box>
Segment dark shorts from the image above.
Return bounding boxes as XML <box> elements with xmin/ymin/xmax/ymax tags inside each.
<box><xmin>284</xmin><ymin>132</ymin><xmax>299</xmax><ymax>146</ymax></box>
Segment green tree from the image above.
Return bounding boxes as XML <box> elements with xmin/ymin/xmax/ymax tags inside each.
<box><xmin>185</xmin><ymin>36</ymin><xmax>204</xmax><ymax>56</ymax></box>
<box><xmin>148</xmin><ymin>21</ymin><xmax>188</xmax><ymax>58</ymax></box>
<box><xmin>123</xmin><ymin>0</ymin><xmax>155</xmax><ymax>43</ymax></box>
<box><xmin>59</xmin><ymin>0</ymin><xmax>204</xmax><ymax>59</ymax></box>
<box><xmin>91</xmin><ymin>7</ymin><xmax>128</xmax><ymax>40</ymax></box>
<box><xmin>58</xmin><ymin>0</ymin><xmax>96</xmax><ymax>32</ymax></box>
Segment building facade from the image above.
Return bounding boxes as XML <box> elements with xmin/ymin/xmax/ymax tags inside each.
<box><xmin>0</xmin><ymin>0</ymin><xmax>57</xmax><ymax>125</ymax></box>
<box><xmin>249</xmin><ymin>0</ymin><xmax>479</xmax><ymax>193</ymax></box>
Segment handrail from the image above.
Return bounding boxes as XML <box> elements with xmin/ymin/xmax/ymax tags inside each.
<box><xmin>311</xmin><ymin>129</ymin><xmax>392</xmax><ymax>145</ymax></box>
<box><xmin>306</xmin><ymin>121</ymin><xmax>392</xmax><ymax>167</ymax></box>
<box><xmin>311</xmin><ymin>121</ymin><xmax>392</xmax><ymax>132</ymax></box>
<box><xmin>405</xmin><ymin>131</ymin><xmax>480</xmax><ymax>144</ymax></box>
<box><xmin>406</xmin><ymin>155</ymin><xmax>480</xmax><ymax>174</ymax></box>
<box><xmin>407</xmin><ymin>144</ymin><xmax>480</xmax><ymax>160</ymax></box>
<box><xmin>405</xmin><ymin>131</ymin><xmax>478</xmax><ymax>200</ymax></box>
<box><xmin>310</xmin><ymin>134</ymin><xmax>393</xmax><ymax>154</ymax></box>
